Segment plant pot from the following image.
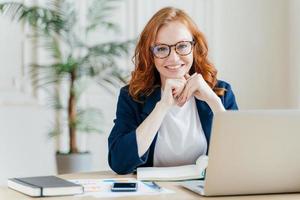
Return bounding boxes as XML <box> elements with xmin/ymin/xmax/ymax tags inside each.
<box><xmin>56</xmin><ymin>152</ymin><xmax>92</xmax><ymax>174</ymax></box>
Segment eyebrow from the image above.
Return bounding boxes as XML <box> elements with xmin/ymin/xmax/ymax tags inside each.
<box><xmin>154</xmin><ymin>39</ymin><xmax>193</xmax><ymax>45</ymax></box>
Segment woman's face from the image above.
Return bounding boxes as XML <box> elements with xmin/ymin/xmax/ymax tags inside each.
<box><xmin>153</xmin><ymin>21</ymin><xmax>194</xmax><ymax>84</ymax></box>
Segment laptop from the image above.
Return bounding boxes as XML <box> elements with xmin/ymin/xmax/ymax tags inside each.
<box><xmin>182</xmin><ymin>110</ymin><xmax>300</xmax><ymax>196</ymax></box>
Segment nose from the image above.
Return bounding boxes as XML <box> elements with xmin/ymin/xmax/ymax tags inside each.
<box><xmin>167</xmin><ymin>46</ymin><xmax>180</xmax><ymax>62</ymax></box>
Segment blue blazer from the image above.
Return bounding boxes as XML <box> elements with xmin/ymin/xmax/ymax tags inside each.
<box><xmin>108</xmin><ymin>80</ymin><xmax>238</xmax><ymax>174</ymax></box>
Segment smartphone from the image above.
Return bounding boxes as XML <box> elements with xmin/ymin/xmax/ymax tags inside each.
<box><xmin>111</xmin><ymin>182</ymin><xmax>138</xmax><ymax>192</ymax></box>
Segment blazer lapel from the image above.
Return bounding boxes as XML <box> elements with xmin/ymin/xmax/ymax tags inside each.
<box><xmin>141</xmin><ymin>87</ymin><xmax>161</xmax><ymax>118</ymax></box>
<box><xmin>195</xmin><ymin>99</ymin><xmax>214</xmax><ymax>147</ymax></box>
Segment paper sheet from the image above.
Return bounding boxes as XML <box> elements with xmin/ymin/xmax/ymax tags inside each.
<box><xmin>69</xmin><ymin>178</ymin><xmax>174</xmax><ymax>198</ymax></box>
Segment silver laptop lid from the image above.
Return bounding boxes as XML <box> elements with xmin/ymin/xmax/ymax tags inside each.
<box><xmin>204</xmin><ymin>110</ymin><xmax>300</xmax><ymax>196</ymax></box>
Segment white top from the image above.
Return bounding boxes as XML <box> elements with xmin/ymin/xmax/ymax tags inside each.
<box><xmin>153</xmin><ymin>96</ymin><xmax>207</xmax><ymax>167</ymax></box>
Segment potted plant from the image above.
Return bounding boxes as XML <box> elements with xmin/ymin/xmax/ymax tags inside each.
<box><xmin>0</xmin><ymin>0</ymin><xmax>132</xmax><ymax>173</ymax></box>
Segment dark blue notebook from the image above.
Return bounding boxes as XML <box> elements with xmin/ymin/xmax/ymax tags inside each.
<box><xmin>8</xmin><ymin>175</ymin><xmax>84</xmax><ymax>197</ymax></box>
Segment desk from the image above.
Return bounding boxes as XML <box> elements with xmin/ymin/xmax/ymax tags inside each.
<box><xmin>1</xmin><ymin>171</ymin><xmax>300</xmax><ymax>200</ymax></box>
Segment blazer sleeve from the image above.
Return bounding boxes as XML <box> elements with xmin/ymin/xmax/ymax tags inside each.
<box><xmin>221</xmin><ymin>81</ymin><xmax>239</xmax><ymax>110</ymax></box>
<box><xmin>108</xmin><ymin>88</ymin><xmax>149</xmax><ymax>174</ymax></box>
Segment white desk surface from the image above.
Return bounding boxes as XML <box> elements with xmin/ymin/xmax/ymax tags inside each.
<box><xmin>1</xmin><ymin>171</ymin><xmax>300</xmax><ymax>200</ymax></box>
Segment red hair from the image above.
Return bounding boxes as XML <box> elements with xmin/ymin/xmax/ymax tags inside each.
<box><xmin>129</xmin><ymin>7</ymin><xmax>225</xmax><ymax>101</ymax></box>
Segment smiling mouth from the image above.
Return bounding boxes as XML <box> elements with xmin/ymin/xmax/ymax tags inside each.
<box><xmin>165</xmin><ymin>64</ymin><xmax>185</xmax><ymax>70</ymax></box>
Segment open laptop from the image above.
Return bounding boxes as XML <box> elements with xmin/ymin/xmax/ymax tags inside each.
<box><xmin>182</xmin><ymin>110</ymin><xmax>300</xmax><ymax>196</ymax></box>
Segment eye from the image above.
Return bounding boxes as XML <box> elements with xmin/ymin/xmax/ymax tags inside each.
<box><xmin>177</xmin><ymin>43</ymin><xmax>188</xmax><ymax>50</ymax></box>
<box><xmin>155</xmin><ymin>45</ymin><xmax>168</xmax><ymax>52</ymax></box>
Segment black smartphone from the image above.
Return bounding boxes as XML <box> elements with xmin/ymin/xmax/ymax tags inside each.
<box><xmin>111</xmin><ymin>182</ymin><xmax>138</xmax><ymax>192</ymax></box>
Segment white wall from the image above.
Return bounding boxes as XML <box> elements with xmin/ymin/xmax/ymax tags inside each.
<box><xmin>0</xmin><ymin>105</ymin><xmax>56</xmax><ymax>183</ymax></box>
<box><xmin>212</xmin><ymin>0</ymin><xmax>291</xmax><ymax>109</ymax></box>
<box><xmin>0</xmin><ymin>0</ymin><xmax>299</xmax><ymax>185</ymax></box>
<box><xmin>0</xmin><ymin>10</ymin><xmax>57</xmax><ymax>185</ymax></box>
<box><xmin>0</xmin><ymin>18</ymin><xmax>23</xmax><ymax>90</ymax></box>
<box><xmin>288</xmin><ymin>0</ymin><xmax>300</xmax><ymax>108</ymax></box>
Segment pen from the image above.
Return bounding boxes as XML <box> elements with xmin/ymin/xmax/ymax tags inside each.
<box><xmin>143</xmin><ymin>181</ymin><xmax>162</xmax><ymax>191</ymax></box>
<box><xmin>151</xmin><ymin>181</ymin><xmax>162</xmax><ymax>191</ymax></box>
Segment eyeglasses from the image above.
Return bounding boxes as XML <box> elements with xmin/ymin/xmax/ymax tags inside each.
<box><xmin>151</xmin><ymin>41</ymin><xmax>195</xmax><ymax>59</ymax></box>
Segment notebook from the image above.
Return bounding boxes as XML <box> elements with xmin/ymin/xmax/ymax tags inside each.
<box><xmin>137</xmin><ymin>155</ymin><xmax>208</xmax><ymax>181</ymax></box>
<box><xmin>7</xmin><ymin>175</ymin><xmax>84</xmax><ymax>197</ymax></box>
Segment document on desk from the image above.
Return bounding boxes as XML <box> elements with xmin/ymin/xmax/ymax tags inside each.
<box><xmin>69</xmin><ymin>178</ymin><xmax>174</xmax><ymax>198</ymax></box>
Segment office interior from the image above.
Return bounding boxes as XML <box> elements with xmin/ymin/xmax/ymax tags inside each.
<box><xmin>0</xmin><ymin>0</ymin><xmax>299</xmax><ymax>185</ymax></box>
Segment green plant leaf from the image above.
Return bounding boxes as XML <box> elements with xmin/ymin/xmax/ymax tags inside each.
<box><xmin>76</xmin><ymin>108</ymin><xmax>104</xmax><ymax>134</ymax></box>
<box><xmin>0</xmin><ymin>1</ymin><xmax>65</xmax><ymax>35</ymax></box>
<box><xmin>86</xmin><ymin>0</ymin><xmax>121</xmax><ymax>33</ymax></box>
<box><xmin>1</xmin><ymin>0</ymin><xmax>134</xmax><ymax>152</ymax></box>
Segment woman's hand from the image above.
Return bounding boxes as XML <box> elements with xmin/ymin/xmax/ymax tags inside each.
<box><xmin>177</xmin><ymin>73</ymin><xmax>225</xmax><ymax>112</ymax></box>
<box><xmin>177</xmin><ymin>73</ymin><xmax>215</xmax><ymax>105</ymax></box>
<box><xmin>159</xmin><ymin>78</ymin><xmax>186</xmax><ymax>109</ymax></box>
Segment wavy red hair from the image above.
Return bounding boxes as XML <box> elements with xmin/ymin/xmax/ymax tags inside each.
<box><xmin>129</xmin><ymin>7</ymin><xmax>225</xmax><ymax>101</ymax></box>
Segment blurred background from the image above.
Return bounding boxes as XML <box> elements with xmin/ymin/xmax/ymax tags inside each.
<box><xmin>0</xmin><ymin>0</ymin><xmax>299</xmax><ymax>185</ymax></box>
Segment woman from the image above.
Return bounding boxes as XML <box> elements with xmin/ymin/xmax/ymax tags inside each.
<box><xmin>108</xmin><ymin>7</ymin><xmax>238</xmax><ymax>174</ymax></box>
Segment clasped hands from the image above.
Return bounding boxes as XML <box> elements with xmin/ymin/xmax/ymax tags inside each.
<box><xmin>161</xmin><ymin>73</ymin><xmax>219</xmax><ymax>108</ymax></box>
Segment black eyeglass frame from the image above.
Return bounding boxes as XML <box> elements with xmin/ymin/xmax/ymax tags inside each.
<box><xmin>151</xmin><ymin>40</ymin><xmax>195</xmax><ymax>59</ymax></box>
